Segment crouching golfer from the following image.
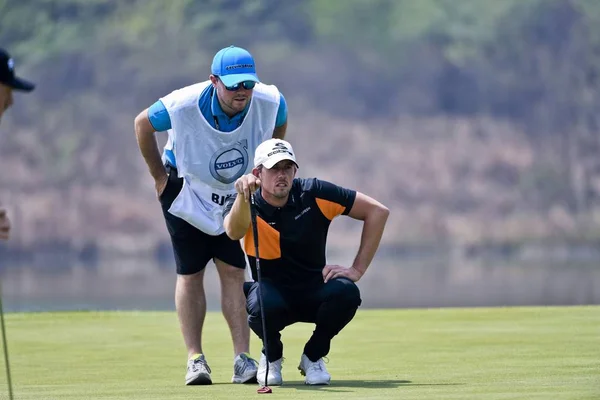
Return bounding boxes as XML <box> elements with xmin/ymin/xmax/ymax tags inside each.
<box><xmin>223</xmin><ymin>139</ymin><xmax>389</xmax><ymax>386</ymax></box>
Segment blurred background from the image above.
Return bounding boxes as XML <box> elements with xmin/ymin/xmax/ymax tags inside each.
<box><xmin>1</xmin><ymin>0</ymin><xmax>600</xmax><ymax>312</ymax></box>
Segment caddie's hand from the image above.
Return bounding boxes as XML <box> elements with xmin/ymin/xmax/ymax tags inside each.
<box><xmin>322</xmin><ymin>264</ymin><xmax>363</xmax><ymax>283</ymax></box>
<box><xmin>234</xmin><ymin>174</ymin><xmax>261</xmax><ymax>203</ymax></box>
<box><xmin>155</xmin><ymin>174</ymin><xmax>168</xmax><ymax>198</ymax></box>
<box><xmin>0</xmin><ymin>208</ymin><xmax>11</xmax><ymax>240</ymax></box>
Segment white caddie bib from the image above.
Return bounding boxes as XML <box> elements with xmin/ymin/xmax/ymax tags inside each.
<box><xmin>160</xmin><ymin>80</ymin><xmax>280</xmax><ymax>235</ymax></box>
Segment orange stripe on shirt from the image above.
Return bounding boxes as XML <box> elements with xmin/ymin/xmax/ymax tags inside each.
<box><xmin>243</xmin><ymin>217</ymin><xmax>281</xmax><ymax>260</ymax></box>
<box><xmin>316</xmin><ymin>198</ymin><xmax>345</xmax><ymax>221</ymax></box>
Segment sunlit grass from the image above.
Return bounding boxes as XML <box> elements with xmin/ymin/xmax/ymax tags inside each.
<box><xmin>1</xmin><ymin>307</ymin><xmax>598</xmax><ymax>399</ymax></box>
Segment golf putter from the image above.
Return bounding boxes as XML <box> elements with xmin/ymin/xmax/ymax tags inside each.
<box><xmin>250</xmin><ymin>194</ymin><xmax>272</xmax><ymax>394</ymax></box>
<box><xmin>0</xmin><ymin>282</ymin><xmax>14</xmax><ymax>400</ymax></box>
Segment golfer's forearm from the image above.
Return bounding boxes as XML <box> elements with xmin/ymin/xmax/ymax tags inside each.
<box><xmin>351</xmin><ymin>206</ymin><xmax>389</xmax><ymax>275</ymax></box>
<box><xmin>134</xmin><ymin>111</ymin><xmax>166</xmax><ymax>181</ymax></box>
<box><xmin>224</xmin><ymin>197</ymin><xmax>252</xmax><ymax>240</ymax></box>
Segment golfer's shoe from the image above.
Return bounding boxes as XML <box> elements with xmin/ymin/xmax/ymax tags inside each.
<box><xmin>185</xmin><ymin>354</ymin><xmax>212</xmax><ymax>385</ymax></box>
<box><xmin>231</xmin><ymin>352</ymin><xmax>259</xmax><ymax>383</ymax></box>
<box><xmin>257</xmin><ymin>353</ymin><xmax>283</xmax><ymax>386</ymax></box>
<box><xmin>298</xmin><ymin>354</ymin><xmax>331</xmax><ymax>385</ymax></box>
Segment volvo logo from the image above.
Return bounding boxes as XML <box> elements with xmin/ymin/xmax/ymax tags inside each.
<box><xmin>209</xmin><ymin>140</ymin><xmax>249</xmax><ymax>184</ymax></box>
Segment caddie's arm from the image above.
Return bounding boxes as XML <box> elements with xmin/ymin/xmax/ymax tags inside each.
<box><xmin>273</xmin><ymin>121</ymin><xmax>287</xmax><ymax>140</ymax></box>
<box><xmin>346</xmin><ymin>192</ymin><xmax>390</xmax><ymax>277</ymax></box>
<box><xmin>223</xmin><ymin>173</ymin><xmax>262</xmax><ymax>240</ymax></box>
<box><xmin>134</xmin><ymin>108</ymin><xmax>168</xmax><ymax>195</ymax></box>
<box><xmin>272</xmin><ymin>93</ymin><xmax>288</xmax><ymax>139</ymax></box>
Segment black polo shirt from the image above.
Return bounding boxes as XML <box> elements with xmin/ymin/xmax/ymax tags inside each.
<box><xmin>223</xmin><ymin>178</ymin><xmax>356</xmax><ymax>288</ymax></box>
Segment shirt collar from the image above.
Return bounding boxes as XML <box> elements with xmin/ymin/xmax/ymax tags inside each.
<box><xmin>255</xmin><ymin>184</ymin><xmax>298</xmax><ymax>217</ymax></box>
<box><xmin>210</xmin><ymin>86</ymin><xmax>250</xmax><ymax>122</ymax></box>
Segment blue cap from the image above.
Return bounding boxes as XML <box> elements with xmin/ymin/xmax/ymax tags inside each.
<box><xmin>211</xmin><ymin>45</ymin><xmax>260</xmax><ymax>87</ymax></box>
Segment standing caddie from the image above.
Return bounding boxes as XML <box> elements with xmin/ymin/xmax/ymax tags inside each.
<box><xmin>134</xmin><ymin>45</ymin><xmax>288</xmax><ymax>385</ymax></box>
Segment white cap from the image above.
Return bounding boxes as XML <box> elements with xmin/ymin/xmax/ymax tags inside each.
<box><xmin>254</xmin><ymin>139</ymin><xmax>299</xmax><ymax>169</ymax></box>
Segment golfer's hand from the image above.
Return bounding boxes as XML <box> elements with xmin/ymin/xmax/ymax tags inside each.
<box><xmin>0</xmin><ymin>208</ymin><xmax>11</xmax><ymax>240</ymax></box>
<box><xmin>155</xmin><ymin>174</ymin><xmax>168</xmax><ymax>198</ymax></box>
<box><xmin>323</xmin><ymin>265</ymin><xmax>363</xmax><ymax>283</ymax></box>
<box><xmin>235</xmin><ymin>174</ymin><xmax>261</xmax><ymax>203</ymax></box>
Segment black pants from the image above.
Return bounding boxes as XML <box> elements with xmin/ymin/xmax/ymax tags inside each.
<box><xmin>244</xmin><ymin>278</ymin><xmax>362</xmax><ymax>362</ymax></box>
<box><xmin>159</xmin><ymin>164</ymin><xmax>246</xmax><ymax>274</ymax></box>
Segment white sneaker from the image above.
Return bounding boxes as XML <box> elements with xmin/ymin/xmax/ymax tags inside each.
<box><xmin>232</xmin><ymin>352</ymin><xmax>258</xmax><ymax>383</ymax></box>
<box><xmin>298</xmin><ymin>354</ymin><xmax>331</xmax><ymax>385</ymax></box>
<box><xmin>257</xmin><ymin>353</ymin><xmax>283</xmax><ymax>386</ymax></box>
<box><xmin>185</xmin><ymin>354</ymin><xmax>212</xmax><ymax>385</ymax></box>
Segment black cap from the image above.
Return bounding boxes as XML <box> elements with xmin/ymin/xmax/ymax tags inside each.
<box><xmin>0</xmin><ymin>48</ymin><xmax>35</xmax><ymax>92</ymax></box>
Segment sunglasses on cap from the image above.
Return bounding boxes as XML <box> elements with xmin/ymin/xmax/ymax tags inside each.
<box><xmin>216</xmin><ymin>77</ymin><xmax>256</xmax><ymax>91</ymax></box>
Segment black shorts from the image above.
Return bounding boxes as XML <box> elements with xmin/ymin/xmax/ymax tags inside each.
<box><xmin>159</xmin><ymin>165</ymin><xmax>247</xmax><ymax>275</ymax></box>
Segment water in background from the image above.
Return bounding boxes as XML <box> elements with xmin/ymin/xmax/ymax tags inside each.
<box><xmin>1</xmin><ymin>254</ymin><xmax>599</xmax><ymax>312</ymax></box>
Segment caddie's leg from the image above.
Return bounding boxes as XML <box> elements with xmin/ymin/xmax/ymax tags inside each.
<box><xmin>214</xmin><ymin>236</ymin><xmax>260</xmax><ymax>384</ymax></box>
<box><xmin>159</xmin><ymin>165</ymin><xmax>213</xmax><ymax>360</ymax></box>
<box><xmin>213</xmin><ymin>232</ymin><xmax>253</xmax><ymax>355</ymax></box>
<box><xmin>176</xmin><ymin>269</ymin><xmax>213</xmax><ymax>385</ymax></box>
<box><xmin>302</xmin><ymin>277</ymin><xmax>362</xmax><ymax>361</ymax></box>
<box><xmin>176</xmin><ymin>270</ymin><xmax>207</xmax><ymax>357</ymax></box>
<box><xmin>215</xmin><ymin>257</ymin><xmax>251</xmax><ymax>356</ymax></box>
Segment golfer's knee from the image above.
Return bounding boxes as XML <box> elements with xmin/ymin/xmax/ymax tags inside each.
<box><xmin>247</xmin><ymin>298</ymin><xmax>286</xmax><ymax>319</ymax></box>
<box><xmin>247</xmin><ymin>301</ymin><xmax>285</xmax><ymax>335</ymax></box>
<box><xmin>246</xmin><ymin>296</ymin><xmax>287</xmax><ymax>321</ymax></box>
<box><xmin>330</xmin><ymin>278</ymin><xmax>362</xmax><ymax>307</ymax></box>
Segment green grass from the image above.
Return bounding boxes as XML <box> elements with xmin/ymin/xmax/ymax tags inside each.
<box><xmin>1</xmin><ymin>307</ymin><xmax>598</xmax><ymax>399</ymax></box>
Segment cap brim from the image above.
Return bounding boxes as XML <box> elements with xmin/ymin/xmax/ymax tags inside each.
<box><xmin>219</xmin><ymin>73</ymin><xmax>259</xmax><ymax>87</ymax></box>
<box><xmin>6</xmin><ymin>76</ymin><xmax>35</xmax><ymax>92</ymax></box>
<box><xmin>261</xmin><ymin>154</ymin><xmax>299</xmax><ymax>169</ymax></box>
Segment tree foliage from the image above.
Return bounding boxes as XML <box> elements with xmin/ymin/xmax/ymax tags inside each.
<box><xmin>2</xmin><ymin>0</ymin><xmax>600</xmax><ymax>210</ymax></box>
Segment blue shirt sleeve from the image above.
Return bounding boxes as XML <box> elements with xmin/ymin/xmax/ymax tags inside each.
<box><xmin>275</xmin><ymin>93</ymin><xmax>288</xmax><ymax>128</ymax></box>
<box><xmin>148</xmin><ymin>100</ymin><xmax>172</xmax><ymax>131</ymax></box>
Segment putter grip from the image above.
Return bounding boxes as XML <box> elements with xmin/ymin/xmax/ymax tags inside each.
<box><xmin>250</xmin><ymin>195</ymin><xmax>260</xmax><ymax>259</ymax></box>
